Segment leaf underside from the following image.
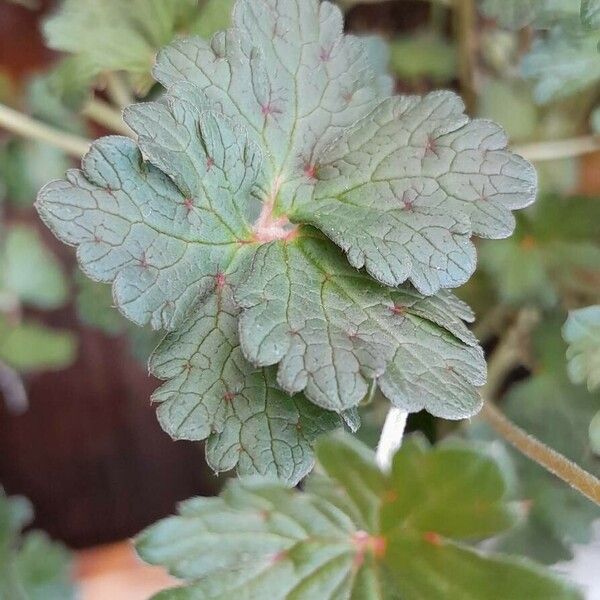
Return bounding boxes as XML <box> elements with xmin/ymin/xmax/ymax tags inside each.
<box><xmin>36</xmin><ymin>0</ymin><xmax>536</xmax><ymax>482</ymax></box>
<box><xmin>136</xmin><ymin>434</ymin><xmax>582</xmax><ymax>600</ymax></box>
<box><xmin>563</xmin><ymin>306</ymin><xmax>600</xmax><ymax>391</ymax></box>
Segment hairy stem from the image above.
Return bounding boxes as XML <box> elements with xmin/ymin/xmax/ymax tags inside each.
<box><xmin>0</xmin><ymin>102</ymin><xmax>91</xmax><ymax>158</ymax></box>
<box><xmin>82</xmin><ymin>99</ymin><xmax>133</xmax><ymax>136</ymax></box>
<box><xmin>481</xmin><ymin>402</ymin><xmax>600</xmax><ymax>506</ymax></box>
<box><xmin>514</xmin><ymin>135</ymin><xmax>600</xmax><ymax>162</ymax></box>
<box><xmin>480</xmin><ymin>309</ymin><xmax>600</xmax><ymax>507</ymax></box>
<box><xmin>376</xmin><ymin>408</ymin><xmax>408</xmax><ymax>472</ymax></box>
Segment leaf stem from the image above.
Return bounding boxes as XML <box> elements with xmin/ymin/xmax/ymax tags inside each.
<box><xmin>376</xmin><ymin>408</ymin><xmax>408</xmax><ymax>472</ymax></box>
<box><xmin>481</xmin><ymin>402</ymin><xmax>600</xmax><ymax>506</ymax></box>
<box><xmin>514</xmin><ymin>135</ymin><xmax>600</xmax><ymax>162</ymax></box>
<box><xmin>82</xmin><ymin>99</ymin><xmax>133</xmax><ymax>136</ymax></box>
<box><xmin>104</xmin><ymin>72</ymin><xmax>134</xmax><ymax>109</ymax></box>
<box><xmin>0</xmin><ymin>102</ymin><xmax>91</xmax><ymax>158</ymax></box>
<box><xmin>480</xmin><ymin>308</ymin><xmax>600</xmax><ymax>507</ymax></box>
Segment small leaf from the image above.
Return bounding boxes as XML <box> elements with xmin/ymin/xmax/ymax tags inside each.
<box><xmin>522</xmin><ymin>26</ymin><xmax>600</xmax><ymax>104</ymax></box>
<box><xmin>479</xmin><ymin>194</ymin><xmax>600</xmax><ymax>307</ymax></box>
<box><xmin>0</xmin><ymin>225</ymin><xmax>68</xmax><ymax>310</ymax></box>
<box><xmin>136</xmin><ymin>434</ymin><xmax>581</xmax><ymax>600</ymax></box>
<box><xmin>0</xmin><ymin>489</ymin><xmax>75</xmax><ymax>600</ymax></box>
<box><xmin>563</xmin><ymin>305</ymin><xmax>600</xmax><ymax>391</ymax></box>
<box><xmin>389</xmin><ymin>31</ymin><xmax>457</xmax><ymax>84</ymax></box>
<box><xmin>0</xmin><ymin>318</ymin><xmax>77</xmax><ymax>373</ymax></box>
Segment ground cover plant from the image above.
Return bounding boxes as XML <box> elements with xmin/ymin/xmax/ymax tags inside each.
<box><xmin>0</xmin><ymin>0</ymin><xmax>599</xmax><ymax>597</ymax></box>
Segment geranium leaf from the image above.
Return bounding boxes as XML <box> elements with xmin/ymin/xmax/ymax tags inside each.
<box><xmin>0</xmin><ymin>489</ymin><xmax>75</xmax><ymax>600</ymax></box>
<box><xmin>522</xmin><ymin>26</ymin><xmax>600</xmax><ymax>103</ymax></box>
<box><xmin>38</xmin><ymin>0</ymin><xmax>536</xmax><ymax>478</ymax></box>
<box><xmin>136</xmin><ymin>434</ymin><xmax>581</xmax><ymax>600</ymax></box>
<box><xmin>0</xmin><ymin>225</ymin><xmax>68</xmax><ymax>310</ymax></box>
<box><xmin>236</xmin><ymin>234</ymin><xmax>485</xmax><ymax>415</ymax></box>
<box><xmin>150</xmin><ymin>260</ymin><xmax>341</xmax><ymax>485</ymax></box>
<box><xmin>563</xmin><ymin>305</ymin><xmax>600</xmax><ymax>391</ymax></box>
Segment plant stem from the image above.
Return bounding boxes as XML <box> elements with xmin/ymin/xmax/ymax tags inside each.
<box><xmin>480</xmin><ymin>308</ymin><xmax>600</xmax><ymax>507</ymax></box>
<box><xmin>376</xmin><ymin>408</ymin><xmax>408</xmax><ymax>472</ymax></box>
<box><xmin>105</xmin><ymin>73</ymin><xmax>134</xmax><ymax>109</ymax></box>
<box><xmin>481</xmin><ymin>402</ymin><xmax>600</xmax><ymax>506</ymax></box>
<box><xmin>82</xmin><ymin>99</ymin><xmax>132</xmax><ymax>136</ymax></box>
<box><xmin>514</xmin><ymin>135</ymin><xmax>600</xmax><ymax>162</ymax></box>
<box><xmin>454</xmin><ymin>0</ymin><xmax>477</xmax><ymax>114</ymax></box>
<box><xmin>0</xmin><ymin>102</ymin><xmax>91</xmax><ymax>158</ymax></box>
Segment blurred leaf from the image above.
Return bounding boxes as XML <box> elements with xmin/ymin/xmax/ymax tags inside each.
<box><xmin>0</xmin><ymin>225</ymin><xmax>68</xmax><ymax>310</ymax></box>
<box><xmin>0</xmin><ymin>141</ymin><xmax>71</xmax><ymax>208</ymax></box>
<box><xmin>43</xmin><ymin>0</ymin><xmax>218</xmax><ymax>92</ymax></box>
<box><xmin>590</xmin><ymin>410</ymin><xmax>600</xmax><ymax>454</ymax></box>
<box><xmin>563</xmin><ymin>305</ymin><xmax>600</xmax><ymax>391</ymax></box>
<box><xmin>494</xmin><ymin>320</ymin><xmax>600</xmax><ymax>563</ymax></box>
<box><xmin>479</xmin><ymin>195</ymin><xmax>600</xmax><ymax>307</ymax></box>
<box><xmin>478</xmin><ymin>79</ymin><xmax>538</xmax><ymax>143</ymax></box>
<box><xmin>137</xmin><ymin>433</ymin><xmax>580</xmax><ymax>600</ymax></box>
<box><xmin>0</xmin><ymin>318</ymin><xmax>76</xmax><ymax>373</ymax></box>
<box><xmin>389</xmin><ymin>31</ymin><xmax>457</xmax><ymax>84</ymax></box>
<box><xmin>0</xmin><ymin>489</ymin><xmax>75</xmax><ymax>600</ymax></box>
<box><xmin>189</xmin><ymin>0</ymin><xmax>234</xmax><ymax>38</ymax></box>
<box><xmin>480</xmin><ymin>0</ymin><xmax>579</xmax><ymax>29</ymax></box>
<box><xmin>581</xmin><ymin>0</ymin><xmax>600</xmax><ymax>28</ymax></box>
<box><xmin>75</xmin><ymin>274</ymin><xmax>161</xmax><ymax>361</ymax></box>
<box><xmin>75</xmin><ymin>274</ymin><xmax>124</xmax><ymax>336</ymax></box>
<box><xmin>522</xmin><ymin>26</ymin><xmax>600</xmax><ymax>104</ymax></box>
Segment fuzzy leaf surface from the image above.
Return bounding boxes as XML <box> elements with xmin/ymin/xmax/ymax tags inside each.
<box><xmin>136</xmin><ymin>434</ymin><xmax>581</xmax><ymax>600</ymax></box>
<box><xmin>36</xmin><ymin>0</ymin><xmax>536</xmax><ymax>477</ymax></box>
<box><xmin>563</xmin><ymin>305</ymin><xmax>600</xmax><ymax>391</ymax></box>
<box><xmin>236</xmin><ymin>234</ymin><xmax>486</xmax><ymax>415</ymax></box>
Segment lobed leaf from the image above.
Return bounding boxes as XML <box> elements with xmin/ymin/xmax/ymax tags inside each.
<box><xmin>136</xmin><ymin>434</ymin><xmax>582</xmax><ymax>600</ymax></box>
<box><xmin>37</xmin><ymin>0</ymin><xmax>537</xmax><ymax>479</ymax></box>
<box><xmin>563</xmin><ymin>305</ymin><xmax>600</xmax><ymax>391</ymax></box>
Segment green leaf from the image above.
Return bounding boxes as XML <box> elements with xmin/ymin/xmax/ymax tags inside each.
<box><xmin>236</xmin><ymin>235</ymin><xmax>485</xmax><ymax>415</ymax></box>
<box><xmin>0</xmin><ymin>489</ymin><xmax>75</xmax><ymax>600</ymax></box>
<box><xmin>0</xmin><ymin>225</ymin><xmax>68</xmax><ymax>310</ymax></box>
<box><xmin>136</xmin><ymin>434</ymin><xmax>581</xmax><ymax>600</ymax></box>
<box><xmin>581</xmin><ymin>0</ymin><xmax>600</xmax><ymax>28</ymax></box>
<box><xmin>75</xmin><ymin>274</ymin><xmax>126</xmax><ymax>336</ymax></box>
<box><xmin>479</xmin><ymin>194</ymin><xmax>600</xmax><ymax>307</ymax></box>
<box><xmin>563</xmin><ymin>305</ymin><xmax>600</xmax><ymax>391</ymax></box>
<box><xmin>189</xmin><ymin>0</ymin><xmax>235</xmax><ymax>39</ymax></box>
<box><xmin>389</xmin><ymin>31</ymin><xmax>457</xmax><ymax>84</ymax></box>
<box><xmin>0</xmin><ymin>318</ymin><xmax>77</xmax><ymax>373</ymax></box>
<box><xmin>493</xmin><ymin>320</ymin><xmax>600</xmax><ymax>563</ymax></box>
<box><xmin>150</xmin><ymin>263</ymin><xmax>340</xmax><ymax>484</ymax></box>
<box><xmin>0</xmin><ymin>141</ymin><xmax>72</xmax><ymax>208</ymax></box>
<box><xmin>522</xmin><ymin>26</ymin><xmax>600</xmax><ymax>104</ymax></box>
<box><xmin>44</xmin><ymin>0</ymin><xmax>196</xmax><ymax>72</ymax></box>
<box><xmin>480</xmin><ymin>0</ymin><xmax>579</xmax><ymax>29</ymax></box>
<box><xmin>38</xmin><ymin>0</ymin><xmax>536</xmax><ymax>479</ymax></box>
